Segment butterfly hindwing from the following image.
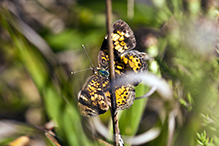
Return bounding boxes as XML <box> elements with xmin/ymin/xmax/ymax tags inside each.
<box><xmin>115</xmin><ymin>84</ymin><xmax>135</xmax><ymax>110</ymax></box>
<box><xmin>78</xmin><ymin>75</ymin><xmax>110</xmax><ymax>117</ymax></box>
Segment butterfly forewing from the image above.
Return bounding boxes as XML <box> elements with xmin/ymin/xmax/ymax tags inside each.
<box><xmin>98</xmin><ymin>20</ymin><xmax>136</xmax><ymax>69</ymax></box>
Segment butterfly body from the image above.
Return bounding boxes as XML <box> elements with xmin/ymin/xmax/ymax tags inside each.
<box><xmin>78</xmin><ymin>20</ymin><xmax>148</xmax><ymax>117</ymax></box>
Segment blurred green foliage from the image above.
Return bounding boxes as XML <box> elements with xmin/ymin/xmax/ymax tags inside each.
<box><xmin>0</xmin><ymin>0</ymin><xmax>219</xmax><ymax>146</ymax></box>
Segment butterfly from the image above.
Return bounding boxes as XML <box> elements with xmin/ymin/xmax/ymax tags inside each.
<box><xmin>78</xmin><ymin>20</ymin><xmax>147</xmax><ymax>117</ymax></box>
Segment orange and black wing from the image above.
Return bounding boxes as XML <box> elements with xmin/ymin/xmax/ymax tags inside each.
<box><xmin>98</xmin><ymin>20</ymin><xmax>147</xmax><ymax>86</ymax></box>
<box><xmin>78</xmin><ymin>75</ymin><xmax>136</xmax><ymax>116</ymax></box>
<box><xmin>78</xmin><ymin>75</ymin><xmax>110</xmax><ymax>117</ymax></box>
<box><xmin>114</xmin><ymin>84</ymin><xmax>135</xmax><ymax>110</ymax></box>
<box><xmin>98</xmin><ymin>20</ymin><xmax>136</xmax><ymax>69</ymax></box>
<box><xmin>115</xmin><ymin>50</ymin><xmax>148</xmax><ymax>86</ymax></box>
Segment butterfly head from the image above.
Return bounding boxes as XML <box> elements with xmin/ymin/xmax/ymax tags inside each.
<box><xmin>93</xmin><ymin>67</ymin><xmax>109</xmax><ymax>78</ymax></box>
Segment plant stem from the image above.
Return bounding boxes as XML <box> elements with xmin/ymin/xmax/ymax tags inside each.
<box><xmin>105</xmin><ymin>0</ymin><xmax>120</xmax><ymax>145</ymax></box>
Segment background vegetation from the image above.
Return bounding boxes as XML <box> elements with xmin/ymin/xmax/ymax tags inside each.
<box><xmin>0</xmin><ymin>0</ymin><xmax>219</xmax><ymax>146</ymax></box>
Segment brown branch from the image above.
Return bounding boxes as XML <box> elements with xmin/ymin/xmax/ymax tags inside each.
<box><xmin>105</xmin><ymin>0</ymin><xmax>120</xmax><ymax>146</ymax></box>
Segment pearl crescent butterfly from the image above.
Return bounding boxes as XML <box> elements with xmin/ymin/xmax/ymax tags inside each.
<box><xmin>78</xmin><ymin>20</ymin><xmax>148</xmax><ymax>117</ymax></box>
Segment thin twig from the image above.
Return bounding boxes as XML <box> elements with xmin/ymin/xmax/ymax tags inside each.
<box><xmin>105</xmin><ymin>0</ymin><xmax>120</xmax><ymax>145</ymax></box>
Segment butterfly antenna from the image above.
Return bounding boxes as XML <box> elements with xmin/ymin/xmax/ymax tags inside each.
<box><xmin>82</xmin><ymin>44</ymin><xmax>95</xmax><ymax>68</ymax></box>
<box><xmin>71</xmin><ymin>67</ymin><xmax>93</xmax><ymax>75</ymax></box>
